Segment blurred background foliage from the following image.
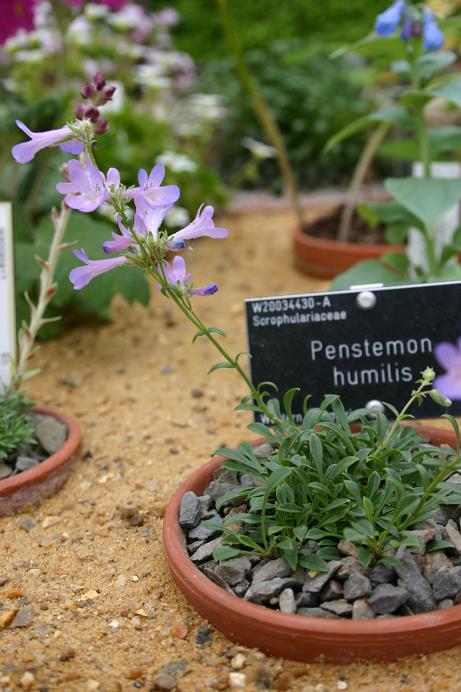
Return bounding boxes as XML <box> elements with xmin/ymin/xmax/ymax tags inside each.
<box><xmin>2</xmin><ymin>0</ymin><xmax>461</xmax><ymax>336</ymax></box>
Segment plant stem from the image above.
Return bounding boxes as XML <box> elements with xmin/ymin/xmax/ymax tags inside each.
<box><xmin>14</xmin><ymin>204</ymin><xmax>71</xmax><ymax>386</ymax></box>
<box><xmin>338</xmin><ymin>123</ymin><xmax>389</xmax><ymax>242</ymax></box>
<box><xmin>380</xmin><ymin>379</ymin><xmax>429</xmax><ymax>449</ymax></box>
<box><xmin>216</xmin><ymin>0</ymin><xmax>305</xmax><ymax>230</ymax></box>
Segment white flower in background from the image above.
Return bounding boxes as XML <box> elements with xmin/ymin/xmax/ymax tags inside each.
<box><xmin>117</xmin><ymin>40</ymin><xmax>144</xmax><ymax>60</ymax></box>
<box><xmin>67</xmin><ymin>16</ymin><xmax>93</xmax><ymax>46</ymax></box>
<box><xmin>242</xmin><ymin>137</ymin><xmax>277</xmax><ymax>160</ymax></box>
<box><xmin>188</xmin><ymin>93</ymin><xmax>226</xmax><ymax>120</ymax></box>
<box><xmin>135</xmin><ymin>64</ymin><xmax>172</xmax><ymax>90</ymax></box>
<box><xmin>14</xmin><ymin>49</ymin><xmax>46</xmax><ymax>63</ymax></box>
<box><xmin>84</xmin><ymin>3</ymin><xmax>109</xmax><ymax>21</ymax></box>
<box><xmin>152</xmin><ymin>8</ymin><xmax>180</xmax><ymax>27</ymax></box>
<box><xmin>107</xmin><ymin>3</ymin><xmax>151</xmax><ymax>31</ymax></box>
<box><xmin>34</xmin><ymin>1</ymin><xmax>52</xmax><ymax>30</ymax></box>
<box><xmin>157</xmin><ymin>151</ymin><xmax>198</xmax><ymax>174</ymax></box>
<box><xmin>165</xmin><ymin>206</ymin><xmax>190</xmax><ymax>228</ymax></box>
<box><xmin>36</xmin><ymin>28</ymin><xmax>61</xmax><ymax>55</ymax></box>
<box><xmin>4</xmin><ymin>30</ymin><xmax>30</xmax><ymax>53</ymax></box>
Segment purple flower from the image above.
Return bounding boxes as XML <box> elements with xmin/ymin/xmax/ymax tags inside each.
<box><xmin>423</xmin><ymin>9</ymin><xmax>444</xmax><ymax>51</ymax></box>
<box><xmin>134</xmin><ymin>197</ymin><xmax>170</xmax><ymax>239</ymax></box>
<box><xmin>12</xmin><ymin>120</ymin><xmax>84</xmax><ymax>164</ymax></box>
<box><xmin>161</xmin><ymin>255</ymin><xmax>217</xmax><ymax>297</ymax></box>
<box><xmin>56</xmin><ymin>157</ymin><xmax>109</xmax><ymax>212</ymax></box>
<box><xmin>375</xmin><ymin>0</ymin><xmax>406</xmax><ymax>37</ymax></box>
<box><xmin>170</xmin><ymin>205</ymin><xmax>228</xmax><ymax>244</ymax></box>
<box><xmin>127</xmin><ymin>164</ymin><xmax>180</xmax><ymax>208</ymax></box>
<box><xmin>0</xmin><ymin>0</ymin><xmax>34</xmax><ymax>45</ymax></box>
<box><xmin>433</xmin><ymin>338</ymin><xmax>461</xmax><ymax>399</ymax></box>
<box><xmin>70</xmin><ymin>249</ymin><xmax>127</xmax><ymax>290</ymax></box>
<box><xmin>400</xmin><ymin>16</ymin><xmax>413</xmax><ymax>41</ymax></box>
<box><xmin>102</xmin><ymin>217</ymin><xmax>133</xmax><ymax>254</ymax></box>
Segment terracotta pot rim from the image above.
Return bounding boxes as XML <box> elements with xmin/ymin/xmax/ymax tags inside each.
<box><xmin>163</xmin><ymin>425</ymin><xmax>461</xmax><ymax>639</ymax></box>
<box><xmin>0</xmin><ymin>406</ymin><xmax>81</xmax><ymax>495</ymax></box>
<box><xmin>293</xmin><ymin>224</ymin><xmax>402</xmax><ymax>254</ymax></box>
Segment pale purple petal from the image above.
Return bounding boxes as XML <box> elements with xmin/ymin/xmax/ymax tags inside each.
<box><xmin>163</xmin><ymin>255</ymin><xmax>188</xmax><ymax>285</ymax></box>
<box><xmin>148</xmin><ymin>164</ymin><xmax>165</xmax><ymax>187</ymax></box>
<box><xmin>73</xmin><ymin>248</ymin><xmax>89</xmax><ymax>263</ymax></box>
<box><xmin>434</xmin><ymin>373</ymin><xmax>461</xmax><ymax>401</ymax></box>
<box><xmin>434</xmin><ymin>342</ymin><xmax>461</xmax><ymax>370</ymax></box>
<box><xmin>12</xmin><ymin>121</ymin><xmax>78</xmax><ymax>163</ymax></box>
<box><xmin>138</xmin><ymin>169</ymin><xmax>148</xmax><ymax>187</ymax></box>
<box><xmin>57</xmin><ymin>157</ymin><xmax>108</xmax><ymax>212</ymax></box>
<box><xmin>103</xmin><ymin>232</ymin><xmax>133</xmax><ymax>254</ymax></box>
<box><xmin>70</xmin><ymin>254</ymin><xmax>127</xmax><ymax>290</ymax></box>
<box><xmin>106</xmin><ymin>167</ymin><xmax>121</xmax><ymax>188</ymax></box>
<box><xmin>59</xmin><ymin>140</ymin><xmax>84</xmax><ymax>155</ymax></box>
<box><xmin>134</xmin><ymin>197</ymin><xmax>169</xmax><ymax>239</ymax></box>
<box><xmin>172</xmin><ymin>205</ymin><xmax>228</xmax><ymax>242</ymax></box>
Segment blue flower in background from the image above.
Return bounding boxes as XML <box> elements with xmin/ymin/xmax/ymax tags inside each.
<box><xmin>375</xmin><ymin>0</ymin><xmax>406</xmax><ymax>36</ymax></box>
<box><xmin>423</xmin><ymin>8</ymin><xmax>445</xmax><ymax>51</ymax></box>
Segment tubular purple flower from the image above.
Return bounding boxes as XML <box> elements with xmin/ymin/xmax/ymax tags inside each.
<box><xmin>433</xmin><ymin>338</ymin><xmax>461</xmax><ymax>399</ymax></box>
<box><xmin>191</xmin><ymin>283</ymin><xmax>218</xmax><ymax>296</ymax></box>
<box><xmin>70</xmin><ymin>249</ymin><xmax>127</xmax><ymax>290</ymax></box>
<box><xmin>375</xmin><ymin>0</ymin><xmax>406</xmax><ymax>36</ymax></box>
<box><xmin>134</xmin><ymin>196</ymin><xmax>170</xmax><ymax>240</ymax></box>
<box><xmin>423</xmin><ymin>9</ymin><xmax>444</xmax><ymax>51</ymax></box>
<box><xmin>12</xmin><ymin>120</ymin><xmax>84</xmax><ymax>164</ymax></box>
<box><xmin>161</xmin><ymin>256</ymin><xmax>217</xmax><ymax>297</ymax></box>
<box><xmin>56</xmin><ymin>157</ymin><xmax>109</xmax><ymax>212</ymax></box>
<box><xmin>127</xmin><ymin>164</ymin><xmax>180</xmax><ymax>208</ymax></box>
<box><xmin>170</xmin><ymin>205</ymin><xmax>228</xmax><ymax>244</ymax></box>
<box><xmin>400</xmin><ymin>16</ymin><xmax>413</xmax><ymax>41</ymax></box>
<box><xmin>102</xmin><ymin>217</ymin><xmax>133</xmax><ymax>254</ymax></box>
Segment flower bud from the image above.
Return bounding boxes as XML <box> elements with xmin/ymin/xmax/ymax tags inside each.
<box><xmin>429</xmin><ymin>389</ymin><xmax>452</xmax><ymax>408</ymax></box>
<box><xmin>97</xmin><ymin>84</ymin><xmax>116</xmax><ymax>105</ymax></box>
<box><xmin>93</xmin><ymin>72</ymin><xmax>106</xmax><ymax>90</ymax></box>
<box><xmin>81</xmin><ymin>83</ymin><xmax>96</xmax><ymax>100</ymax></box>
<box><xmin>85</xmin><ymin>107</ymin><xmax>100</xmax><ymax>123</ymax></box>
<box><xmin>422</xmin><ymin>367</ymin><xmax>435</xmax><ymax>384</ymax></box>
<box><xmin>93</xmin><ymin>117</ymin><xmax>108</xmax><ymax>135</ymax></box>
<box><xmin>75</xmin><ymin>102</ymin><xmax>87</xmax><ymax>120</ymax></box>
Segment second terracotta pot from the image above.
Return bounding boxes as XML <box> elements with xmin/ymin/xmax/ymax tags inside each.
<box><xmin>163</xmin><ymin>425</ymin><xmax>461</xmax><ymax>663</ymax></box>
<box><xmin>0</xmin><ymin>406</ymin><xmax>81</xmax><ymax>516</ymax></box>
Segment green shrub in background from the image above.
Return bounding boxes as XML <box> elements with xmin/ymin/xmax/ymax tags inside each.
<box><xmin>1</xmin><ymin>1</ymin><xmax>226</xmax><ymax>337</ymax></box>
<box><xmin>166</xmin><ymin>0</ymin><xmax>390</xmax><ymax>61</ymax></box>
<box><xmin>199</xmin><ymin>41</ymin><xmax>376</xmax><ymax>192</ymax></box>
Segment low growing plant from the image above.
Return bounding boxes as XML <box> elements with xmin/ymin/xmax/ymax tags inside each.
<box><xmin>11</xmin><ymin>79</ymin><xmax>461</xmax><ymax>572</ymax></box>
<box><xmin>0</xmin><ymin>389</ymin><xmax>35</xmax><ymax>462</ymax></box>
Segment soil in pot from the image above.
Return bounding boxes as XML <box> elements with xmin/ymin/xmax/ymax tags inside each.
<box><xmin>305</xmin><ymin>204</ymin><xmax>387</xmax><ymax>245</ymax></box>
<box><xmin>293</xmin><ymin>202</ymin><xmax>402</xmax><ymax>280</ymax></box>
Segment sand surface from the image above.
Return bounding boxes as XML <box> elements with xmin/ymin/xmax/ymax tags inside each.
<box><xmin>1</xmin><ymin>204</ymin><xmax>460</xmax><ymax>691</ymax></box>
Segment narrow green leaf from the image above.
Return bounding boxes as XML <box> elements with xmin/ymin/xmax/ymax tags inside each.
<box><xmin>213</xmin><ymin>547</ymin><xmax>242</xmax><ymax>561</ymax></box>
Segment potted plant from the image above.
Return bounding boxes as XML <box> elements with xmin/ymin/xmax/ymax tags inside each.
<box><xmin>326</xmin><ymin>0</ymin><xmax>461</xmax><ymax>287</ymax></box>
<box><xmin>0</xmin><ymin>74</ymin><xmax>121</xmax><ymax>514</ymax></box>
<box><xmin>28</xmin><ymin>81</ymin><xmax>461</xmax><ymax>663</ymax></box>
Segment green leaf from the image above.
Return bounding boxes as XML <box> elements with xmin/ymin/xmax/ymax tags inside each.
<box><xmin>400</xmin><ymin>91</ymin><xmax>433</xmax><ymax>110</ymax></box>
<box><xmin>34</xmin><ymin>214</ymin><xmax>149</xmax><ymax>333</ymax></box>
<box><xmin>428</xmin><ymin>127</ymin><xmax>461</xmax><ymax>156</ymax></box>
<box><xmin>193</xmin><ymin>326</ymin><xmax>226</xmax><ymax>343</ymax></box>
<box><xmin>358</xmin><ymin>547</ymin><xmax>373</xmax><ymax>568</ymax></box>
<box><xmin>381</xmin><ymin>252</ymin><xmax>409</xmax><ymax>274</ymax></box>
<box><xmin>208</xmin><ymin>361</ymin><xmax>234</xmax><ymax>374</ymax></box>
<box><xmin>385</xmin><ymin>224</ymin><xmax>410</xmax><ymax>245</ymax></box>
<box><xmin>431</xmin><ymin>76</ymin><xmax>461</xmax><ymax>109</ymax></box>
<box><xmin>282</xmin><ymin>387</ymin><xmax>300</xmax><ymax>421</ymax></box>
<box><xmin>426</xmin><ymin>539</ymin><xmax>455</xmax><ymax>553</ymax></box>
<box><xmin>298</xmin><ymin>553</ymin><xmax>329</xmax><ymax>572</ymax></box>
<box><xmin>385</xmin><ymin>177</ymin><xmax>461</xmax><ymax>229</ymax></box>
<box><xmin>213</xmin><ymin>547</ymin><xmax>242</xmax><ymax>561</ymax></box>
<box><xmin>417</xmin><ymin>51</ymin><xmax>457</xmax><ymax>81</ymax></box>
<box><xmin>331</xmin><ymin>259</ymin><xmax>409</xmax><ymax>291</ymax></box>
<box><xmin>324</xmin><ymin>107</ymin><xmax>406</xmax><ymax>152</ymax></box>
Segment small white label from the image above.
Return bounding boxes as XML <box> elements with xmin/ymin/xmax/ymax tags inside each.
<box><xmin>0</xmin><ymin>203</ymin><xmax>16</xmax><ymax>388</ymax></box>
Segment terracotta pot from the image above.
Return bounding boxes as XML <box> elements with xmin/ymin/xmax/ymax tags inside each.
<box><xmin>163</xmin><ymin>425</ymin><xmax>461</xmax><ymax>663</ymax></box>
<box><xmin>293</xmin><ymin>225</ymin><xmax>403</xmax><ymax>280</ymax></box>
<box><xmin>0</xmin><ymin>406</ymin><xmax>81</xmax><ymax>516</ymax></box>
